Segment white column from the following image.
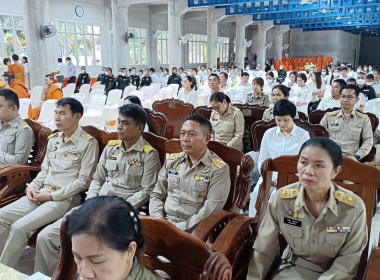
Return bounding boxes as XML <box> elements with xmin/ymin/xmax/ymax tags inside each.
<box><xmin>42</xmin><ymin>0</ymin><xmax>55</xmax><ymax>72</ymax></box>
<box><xmin>111</xmin><ymin>0</ymin><xmax>130</xmax><ymax>72</ymax></box>
<box><xmin>235</xmin><ymin>16</ymin><xmax>254</xmax><ymax>69</ymax></box>
<box><xmin>22</xmin><ymin>0</ymin><xmax>49</xmax><ymax>88</ymax></box>
<box><xmin>257</xmin><ymin>21</ymin><xmax>274</xmax><ymax>69</ymax></box>
<box><xmin>206</xmin><ymin>8</ymin><xmax>226</xmax><ymax>69</ymax></box>
<box><xmin>149</xmin><ymin>8</ymin><xmax>157</xmax><ymax>68</ymax></box>
<box><xmin>275</xmin><ymin>25</ymin><xmax>289</xmax><ymax>60</ymax></box>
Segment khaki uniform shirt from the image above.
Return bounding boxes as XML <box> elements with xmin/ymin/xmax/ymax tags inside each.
<box><xmin>0</xmin><ymin>115</ymin><xmax>34</xmax><ymax>165</ymax></box>
<box><xmin>262</xmin><ymin>107</ymin><xmax>300</xmax><ymax>122</ymax></box>
<box><xmin>127</xmin><ymin>258</ymin><xmax>158</xmax><ymax>280</ymax></box>
<box><xmin>320</xmin><ymin>109</ymin><xmax>373</xmax><ymax>159</ymax></box>
<box><xmin>248</xmin><ymin>182</ymin><xmax>367</xmax><ymax>280</ymax></box>
<box><xmin>28</xmin><ymin>126</ymin><xmax>99</xmax><ymax>201</ymax></box>
<box><xmin>86</xmin><ymin>136</ymin><xmax>160</xmax><ymax>209</ymax></box>
<box><xmin>210</xmin><ymin>104</ymin><xmax>244</xmax><ymax>151</ymax></box>
<box><xmin>247</xmin><ymin>92</ymin><xmax>270</xmax><ymax>107</ymax></box>
<box><xmin>149</xmin><ymin>149</ymin><xmax>230</xmax><ymax>232</ymax></box>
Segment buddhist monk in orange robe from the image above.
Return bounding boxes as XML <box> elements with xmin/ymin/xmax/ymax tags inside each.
<box><xmin>28</xmin><ymin>74</ymin><xmax>63</xmax><ymax>120</ymax></box>
<box><xmin>9</xmin><ymin>55</ymin><xmax>25</xmax><ymax>85</ymax></box>
<box><xmin>10</xmin><ymin>79</ymin><xmax>29</xmax><ymax>99</ymax></box>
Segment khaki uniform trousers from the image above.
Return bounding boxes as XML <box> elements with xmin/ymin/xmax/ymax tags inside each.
<box><xmin>0</xmin><ymin>195</ymin><xmax>79</xmax><ymax>268</ymax></box>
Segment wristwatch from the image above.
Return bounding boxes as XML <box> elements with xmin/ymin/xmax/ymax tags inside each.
<box><xmin>354</xmin><ymin>155</ymin><xmax>361</xmax><ymax>161</ymax></box>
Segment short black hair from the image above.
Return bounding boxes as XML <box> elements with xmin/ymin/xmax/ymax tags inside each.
<box><xmin>58</xmin><ymin>58</ymin><xmax>62</xmax><ymax>63</ymax></box>
<box><xmin>184</xmin><ymin>75</ymin><xmax>196</xmax><ymax>89</ymax></box>
<box><xmin>266</xmin><ymin>71</ymin><xmax>274</xmax><ymax>78</ymax></box>
<box><xmin>172</xmin><ymin>67</ymin><xmax>177</xmax><ymax>71</ymax></box>
<box><xmin>56</xmin><ymin>97</ymin><xmax>84</xmax><ymax>115</ymax></box>
<box><xmin>242</xmin><ymin>72</ymin><xmax>249</xmax><ymax>77</ymax></box>
<box><xmin>289</xmin><ymin>70</ymin><xmax>298</xmax><ymax>77</ymax></box>
<box><xmin>184</xmin><ymin>115</ymin><xmax>212</xmax><ymax>135</ymax></box>
<box><xmin>272</xmin><ymin>84</ymin><xmax>290</xmax><ymax>97</ymax></box>
<box><xmin>65</xmin><ymin>57</ymin><xmax>71</xmax><ymax>61</ymax></box>
<box><xmin>345</xmin><ymin>78</ymin><xmax>356</xmax><ymax>85</ymax></box>
<box><xmin>296</xmin><ymin>73</ymin><xmax>307</xmax><ymax>82</ymax></box>
<box><xmin>179</xmin><ymin>67</ymin><xmax>184</xmax><ymax>71</ymax></box>
<box><xmin>333</xmin><ymin>79</ymin><xmax>347</xmax><ymax>90</ymax></box>
<box><xmin>273</xmin><ymin>99</ymin><xmax>297</xmax><ymax>119</ymax></box>
<box><xmin>68</xmin><ymin>196</ymin><xmax>144</xmax><ymax>258</ymax></box>
<box><xmin>341</xmin><ymin>84</ymin><xmax>359</xmax><ymax>97</ymax></box>
<box><xmin>210</xmin><ymin>91</ymin><xmax>231</xmax><ymax>104</ymax></box>
<box><xmin>208</xmin><ymin>73</ymin><xmax>219</xmax><ymax>81</ymax></box>
<box><xmin>124</xmin><ymin>95</ymin><xmax>142</xmax><ymax>106</ymax></box>
<box><xmin>22</xmin><ymin>56</ymin><xmax>27</xmax><ymax>63</ymax></box>
<box><xmin>220</xmin><ymin>72</ymin><xmax>228</xmax><ymax>80</ymax></box>
<box><xmin>253</xmin><ymin>77</ymin><xmax>264</xmax><ymax>88</ymax></box>
<box><xmin>3</xmin><ymin>58</ymin><xmax>11</xmax><ymax>65</ymax></box>
<box><xmin>119</xmin><ymin>104</ymin><xmax>147</xmax><ymax>128</ymax></box>
<box><xmin>106</xmin><ymin>67</ymin><xmax>112</xmax><ymax>73</ymax></box>
<box><xmin>149</xmin><ymin>68</ymin><xmax>155</xmax><ymax>73</ymax></box>
<box><xmin>366</xmin><ymin>74</ymin><xmax>374</xmax><ymax>80</ymax></box>
<box><xmin>299</xmin><ymin>137</ymin><xmax>343</xmax><ymax>170</ymax></box>
<box><xmin>0</xmin><ymin>89</ymin><xmax>20</xmax><ymax>109</ymax></box>
<box><xmin>340</xmin><ymin>66</ymin><xmax>347</xmax><ymax>71</ymax></box>
<box><xmin>12</xmin><ymin>54</ymin><xmax>19</xmax><ymax>61</ymax></box>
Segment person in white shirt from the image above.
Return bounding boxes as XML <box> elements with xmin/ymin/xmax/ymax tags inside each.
<box><xmin>285</xmin><ymin>71</ymin><xmax>298</xmax><ymax>89</ymax></box>
<box><xmin>219</xmin><ymin>72</ymin><xmax>230</xmax><ymax>97</ymax></box>
<box><xmin>158</xmin><ymin>68</ymin><xmax>169</xmax><ymax>87</ymax></box>
<box><xmin>150</xmin><ymin>68</ymin><xmax>160</xmax><ymax>83</ymax></box>
<box><xmin>269</xmin><ymin>65</ymin><xmax>278</xmax><ymax>78</ymax></box>
<box><xmin>178</xmin><ymin>67</ymin><xmax>186</xmax><ymax>79</ymax></box>
<box><xmin>317</xmin><ymin>79</ymin><xmax>345</xmax><ymax>111</ymax></box>
<box><xmin>373</xmin><ymin>70</ymin><xmax>380</xmax><ymax>97</ymax></box>
<box><xmin>177</xmin><ymin>76</ymin><xmax>198</xmax><ymax>107</ymax></box>
<box><xmin>55</xmin><ymin>58</ymin><xmax>64</xmax><ymax>84</ymax></box>
<box><xmin>263</xmin><ymin>71</ymin><xmax>278</xmax><ymax>96</ymax></box>
<box><xmin>191</xmin><ymin>68</ymin><xmax>201</xmax><ymax>87</ymax></box>
<box><xmin>339</xmin><ymin>66</ymin><xmax>349</xmax><ymax>82</ymax></box>
<box><xmin>364</xmin><ymin>97</ymin><xmax>380</xmax><ymax>143</ymax></box>
<box><xmin>253</xmin><ymin>64</ymin><xmax>265</xmax><ymax>78</ymax></box>
<box><xmin>230</xmin><ymin>72</ymin><xmax>252</xmax><ymax>103</ymax></box>
<box><xmin>231</xmin><ymin>68</ymin><xmax>241</xmax><ymax>87</ymax></box>
<box><xmin>321</xmin><ymin>67</ymin><xmax>330</xmax><ymax>85</ymax></box>
<box><xmin>64</xmin><ymin>57</ymin><xmax>76</xmax><ymax>84</ymax></box>
<box><xmin>248</xmin><ymin>99</ymin><xmax>310</xmax><ymax>217</ymax></box>
<box><xmin>289</xmin><ymin>72</ymin><xmax>312</xmax><ymax>114</ymax></box>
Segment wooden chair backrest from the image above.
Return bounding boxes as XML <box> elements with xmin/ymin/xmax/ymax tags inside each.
<box><xmin>140</xmin><ymin>216</ymin><xmax>232</xmax><ymax>280</ymax></box>
<box><xmin>162</xmin><ymin>139</ymin><xmax>253</xmax><ymax>212</ymax></box>
<box><xmin>145</xmin><ymin>108</ymin><xmax>167</xmax><ymax>137</ymax></box>
<box><xmin>256</xmin><ymin>155</ymin><xmax>380</xmax><ymax>280</ymax></box>
<box><xmin>194</xmin><ymin>106</ymin><xmax>213</xmax><ymax>120</ymax></box>
<box><xmin>142</xmin><ymin>132</ymin><xmax>167</xmax><ymax>166</ymax></box>
<box><xmin>297</xmin><ymin>111</ymin><xmax>308</xmax><ymax>121</ymax></box>
<box><xmin>250</xmin><ymin>120</ymin><xmax>329</xmax><ymax>152</ymax></box>
<box><xmin>82</xmin><ymin>126</ymin><xmax>117</xmax><ymax>156</ymax></box>
<box><xmin>24</xmin><ymin>119</ymin><xmax>53</xmax><ymax>167</ymax></box>
<box><xmin>152</xmin><ymin>99</ymin><xmax>195</xmax><ymax>139</ymax></box>
<box><xmin>309</xmin><ymin>107</ymin><xmax>340</xmax><ymax>125</ymax></box>
<box><xmin>233</xmin><ymin>104</ymin><xmax>268</xmax><ymax>153</ymax></box>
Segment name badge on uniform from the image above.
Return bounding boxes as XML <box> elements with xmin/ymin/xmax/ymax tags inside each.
<box><xmin>169</xmin><ymin>170</ymin><xmax>179</xmax><ymax>176</ymax></box>
<box><xmin>331</xmin><ymin>120</ymin><xmax>339</xmax><ymax>126</ymax></box>
<box><xmin>128</xmin><ymin>159</ymin><xmax>142</xmax><ymax>166</ymax></box>
<box><xmin>327</xmin><ymin>226</ymin><xmax>351</xmax><ymax>233</ymax></box>
<box><xmin>283</xmin><ymin>217</ymin><xmax>302</xmax><ymax>227</ymax></box>
<box><xmin>64</xmin><ymin>150</ymin><xmax>78</xmax><ymax>157</ymax></box>
<box><xmin>351</xmin><ymin>124</ymin><xmax>362</xmax><ymax>128</ymax></box>
<box><xmin>107</xmin><ymin>156</ymin><xmax>117</xmax><ymax>160</ymax></box>
<box><xmin>194</xmin><ymin>175</ymin><xmax>210</xmax><ymax>182</ymax></box>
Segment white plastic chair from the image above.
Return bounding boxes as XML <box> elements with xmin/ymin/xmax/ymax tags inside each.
<box><xmin>38</xmin><ymin>99</ymin><xmax>58</xmax><ymax>122</ymax></box>
<box><xmin>92</xmin><ymin>84</ymin><xmax>105</xmax><ymax>91</ymax></box>
<box><xmin>80</xmin><ymin>94</ymin><xmax>106</xmax><ymax>127</ymax></box>
<box><xmin>103</xmin><ymin>89</ymin><xmax>122</xmax><ymax>122</ymax></box>
<box><xmin>130</xmin><ymin>90</ymin><xmax>144</xmax><ymax>100</ymax></box>
<box><xmin>19</xmin><ymin>98</ymin><xmax>31</xmax><ymax>119</ymax></box>
<box><xmin>151</xmin><ymin>83</ymin><xmax>161</xmax><ymax>96</ymax></box>
<box><xmin>91</xmin><ymin>81</ymin><xmax>101</xmax><ymax>89</ymax></box>
<box><xmin>30</xmin><ymin>86</ymin><xmax>43</xmax><ymax>108</ymax></box>
<box><xmin>122</xmin><ymin>85</ymin><xmax>137</xmax><ymax>100</ymax></box>
<box><xmin>65</xmin><ymin>83</ymin><xmax>76</xmax><ymax>90</ymax></box>
<box><xmin>79</xmin><ymin>84</ymin><xmax>91</xmax><ymax>97</ymax></box>
<box><xmin>158</xmin><ymin>87</ymin><xmax>173</xmax><ymax>99</ymax></box>
<box><xmin>54</xmin><ymin>83</ymin><xmax>62</xmax><ymax>89</ymax></box>
<box><xmin>141</xmin><ymin>86</ymin><xmax>154</xmax><ymax>100</ymax></box>
<box><xmin>62</xmin><ymin>87</ymin><xmax>74</xmax><ymax>98</ymax></box>
<box><xmin>168</xmin><ymin>84</ymin><xmax>179</xmax><ymax>96</ymax></box>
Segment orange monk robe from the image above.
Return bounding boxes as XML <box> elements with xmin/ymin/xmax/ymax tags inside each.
<box><xmin>10</xmin><ymin>80</ymin><xmax>29</xmax><ymax>99</ymax></box>
<box><xmin>8</xmin><ymin>64</ymin><xmax>25</xmax><ymax>85</ymax></box>
<box><xmin>28</xmin><ymin>84</ymin><xmax>63</xmax><ymax>120</ymax></box>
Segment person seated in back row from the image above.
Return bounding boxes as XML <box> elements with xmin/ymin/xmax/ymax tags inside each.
<box><xmin>149</xmin><ymin>115</ymin><xmax>230</xmax><ymax>232</ymax></box>
<box><xmin>320</xmin><ymin>84</ymin><xmax>373</xmax><ymax>162</ymax></box>
<box><xmin>0</xmin><ymin>97</ymin><xmax>99</xmax><ymax>269</ymax></box>
<box><xmin>34</xmin><ymin>104</ymin><xmax>161</xmax><ymax>276</ymax></box>
<box><xmin>0</xmin><ymin>89</ymin><xmax>34</xmax><ymax>165</ymax></box>
<box><xmin>75</xmin><ymin>66</ymin><xmax>91</xmax><ymax>93</ymax></box>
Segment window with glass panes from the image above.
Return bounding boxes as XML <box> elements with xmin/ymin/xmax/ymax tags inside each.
<box><xmin>56</xmin><ymin>20</ymin><xmax>101</xmax><ymax>66</ymax></box>
<box><xmin>217</xmin><ymin>37</ymin><xmax>229</xmax><ymax>63</ymax></box>
<box><xmin>156</xmin><ymin>30</ymin><xmax>168</xmax><ymax>65</ymax></box>
<box><xmin>129</xmin><ymin>28</ymin><xmax>147</xmax><ymax>65</ymax></box>
<box><xmin>189</xmin><ymin>34</ymin><xmax>207</xmax><ymax>64</ymax></box>
<box><xmin>0</xmin><ymin>14</ymin><xmax>26</xmax><ymax>67</ymax></box>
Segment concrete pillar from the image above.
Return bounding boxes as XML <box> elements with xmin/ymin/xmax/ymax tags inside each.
<box><xmin>111</xmin><ymin>0</ymin><xmax>130</xmax><ymax>72</ymax></box>
<box><xmin>206</xmin><ymin>8</ymin><xmax>226</xmax><ymax>69</ymax></box>
<box><xmin>257</xmin><ymin>21</ymin><xmax>274</xmax><ymax>69</ymax></box>
<box><xmin>22</xmin><ymin>0</ymin><xmax>49</xmax><ymax>88</ymax></box>
<box><xmin>168</xmin><ymin>0</ymin><xmax>190</xmax><ymax>69</ymax></box>
<box><xmin>42</xmin><ymin>0</ymin><xmax>55</xmax><ymax>72</ymax></box>
<box><xmin>275</xmin><ymin>25</ymin><xmax>289</xmax><ymax>61</ymax></box>
<box><xmin>235</xmin><ymin>16</ymin><xmax>254</xmax><ymax>69</ymax></box>
<box><xmin>148</xmin><ymin>8</ymin><xmax>157</xmax><ymax>68</ymax></box>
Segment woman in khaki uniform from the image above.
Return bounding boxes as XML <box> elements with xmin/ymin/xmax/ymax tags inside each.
<box><xmin>248</xmin><ymin>138</ymin><xmax>367</xmax><ymax>280</ymax></box>
<box><xmin>248</xmin><ymin>77</ymin><xmax>270</xmax><ymax>106</ymax></box>
<box><xmin>68</xmin><ymin>196</ymin><xmax>158</xmax><ymax>280</ymax></box>
<box><xmin>209</xmin><ymin>92</ymin><xmax>244</xmax><ymax>151</ymax></box>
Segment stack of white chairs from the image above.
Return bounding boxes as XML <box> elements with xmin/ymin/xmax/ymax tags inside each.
<box><xmin>54</xmin><ymin>82</ymin><xmax>63</xmax><ymax>89</ymax></box>
<box><xmin>121</xmin><ymin>85</ymin><xmax>137</xmax><ymax>100</ymax></box>
<box><xmin>79</xmin><ymin>84</ymin><xmax>91</xmax><ymax>100</ymax></box>
<box><xmin>104</xmin><ymin>89</ymin><xmax>122</xmax><ymax>122</ymax></box>
<box><xmin>87</xmin><ymin>88</ymin><xmax>104</xmax><ymax>104</ymax></box>
<box><xmin>62</xmin><ymin>83</ymin><xmax>76</xmax><ymax>97</ymax></box>
<box><xmin>38</xmin><ymin>99</ymin><xmax>58</xmax><ymax>129</ymax></box>
<box><xmin>80</xmin><ymin>94</ymin><xmax>107</xmax><ymax>127</ymax></box>
<box><xmin>168</xmin><ymin>83</ymin><xmax>180</xmax><ymax>96</ymax></box>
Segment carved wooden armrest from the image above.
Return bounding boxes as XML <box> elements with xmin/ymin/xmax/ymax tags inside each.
<box><xmin>233</xmin><ymin>154</ymin><xmax>255</xmax><ymax>212</ymax></box>
<box><xmin>0</xmin><ymin>165</ymin><xmax>41</xmax><ymax>199</ymax></box>
<box><xmin>202</xmin><ymin>252</ymin><xmax>232</xmax><ymax>280</ymax></box>
<box><xmin>192</xmin><ymin>210</ymin><xmax>240</xmax><ymax>243</ymax></box>
<box><xmin>367</xmin><ymin>234</ymin><xmax>380</xmax><ymax>280</ymax></box>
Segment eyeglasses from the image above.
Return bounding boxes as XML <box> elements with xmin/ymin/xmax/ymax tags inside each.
<box><xmin>340</xmin><ymin>95</ymin><xmax>356</xmax><ymax>100</ymax></box>
<box><xmin>212</xmin><ymin>105</ymin><xmax>221</xmax><ymax>111</ymax></box>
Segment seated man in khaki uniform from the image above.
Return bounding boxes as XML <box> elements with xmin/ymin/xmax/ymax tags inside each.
<box><xmin>34</xmin><ymin>104</ymin><xmax>161</xmax><ymax>276</ymax></box>
<box><xmin>149</xmin><ymin>115</ymin><xmax>231</xmax><ymax>232</ymax></box>
<box><xmin>320</xmin><ymin>84</ymin><xmax>373</xmax><ymax>161</ymax></box>
<box><xmin>0</xmin><ymin>89</ymin><xmax>34</xmax><ymax>165</ymax></box>
<box><xmin>0</xmin><ymin>97</ymin><xmax>99</xmax><ymax>269</ymax></box>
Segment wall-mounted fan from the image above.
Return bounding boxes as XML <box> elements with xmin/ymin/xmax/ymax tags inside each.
<box><xmin>40</xmin><ymin>25</ymin><xmax>57</xmax><ymax>39</ymax></box>
<box><xmin>265</xmin><ymin>42</ymin><xmax>273</xmax><ymax>50</ymax></box>
<box><xmin>124</xmin><ymin>30</ymin><xmax>135</xmax><ymax>43</ymax></box>
<box><xmin>245</xmin><ymin>40</ymin><xmax>252</xmax><ymax>48</ymax></box>
<box><xmin>179</xmin><ymin>34</ymin><xmax>192</xmax><ymax>45</ymax></box>
<box><xmin>282</xmin><ymin>44</ymin><xmax>289</xmax><ymax>50</ymax></box>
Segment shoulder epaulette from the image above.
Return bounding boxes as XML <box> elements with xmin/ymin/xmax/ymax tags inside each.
<box><xmin>142</xmin><ymin>144</ymin><xmax>153</xmax><ymax>154</ymax></box>
<box><xmin>327</xmin><ymin>110</ymin><xmax>339</xmax><ymax>116</ymax></box>
<box><xmin>265</xmin><ymin>107</ymin><xmax>272</xmax><ymax>112</ymax></box>
<box><xmin>81</xmin><ymin>134</ymin><xmax>94</xmax><ymax>141</ymax></box>
<box><xmin>169</xmin><ymin>153</ymin><xmax>184</xmax><ymax>160</ymax></box>
<box><xmin>211</xmin><ymin>157</ymin><xmax>226</xmax><ymax>169</ymax></box>
<box><xmin>108</xmin><ymin>139</ymin><xmax>122</xmax><ymax>146</ymax></box>
<box><xmin>356</xmin><ymin>112</ymin><xmax>368</xmax><ymax>118</ymax></box>
<box><xmin>280</xmin><ymin>188</ymin><xmax>298</xmax><ymax>199</ymax></box>
<box><xmin>334</xmin><ymin>190</ymin><xmax>354</xmax><ymax>206</ymax></box>
<box><xmin>232</xmin><ymin>106</ymin><xmax>240</xmax><ymax>111</ymax></box>
<box><xmin>21</xmin><ymin>121</ymin><xmax>30</xmax><ymax>129</ymax></box>
<box><xmin>48</xmin><ymin>132</ymin><xmax>59</xmax><ymax>139</ymax></box>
